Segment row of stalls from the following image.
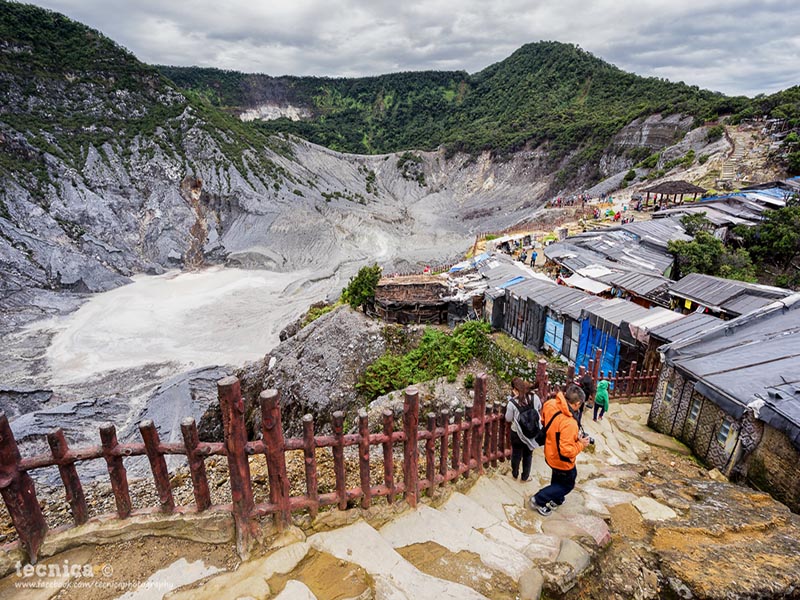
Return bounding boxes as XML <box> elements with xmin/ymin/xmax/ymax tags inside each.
<box><xmin>653</xmin><ymin>177</ymin><xmax>800</xmax><ymax>241</ymax></box>
<box><xmin>478</xmin><ymin>256</ymin><xmax>688</xmax><ymax>376</ymax></box>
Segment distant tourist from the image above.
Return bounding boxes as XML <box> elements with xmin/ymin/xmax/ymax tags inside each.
<box><xmin>530</xmin><ymin>250</ymin><xmax>538</xmax><ymax>266</ymax></box>
<box><xmin>578</xmin><ymin>372</ymin><xmax>595</xmax><ymax>426</ymax></box>
<box><xmin>593</xmin><ymin>380</ymin><xmax>610</xmax><ymax>422</ymax></box>
<box><xmin>505</xmin><ymin>378</ymin><xmax>542</xmax><ymax>482</ymax></box>
<box><xmin>529</xmin><ymin>384</ymin><xmax>591</xmax><ymax>516</ymax></box>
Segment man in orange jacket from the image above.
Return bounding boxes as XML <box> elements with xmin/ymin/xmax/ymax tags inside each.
<box><xmin>530</xmin><ymin>383</ymin><xmax>590</xmax><ymax>516</ymax></box>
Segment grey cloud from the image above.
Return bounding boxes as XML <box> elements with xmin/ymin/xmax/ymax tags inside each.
<box><xmin>29</xmin><ymin>0</ymin><xmax>800</xmax><ymax>95</ymax></box>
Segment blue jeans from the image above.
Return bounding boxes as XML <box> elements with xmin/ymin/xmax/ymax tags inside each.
<box><xmin>533</xmin><ymin>466</ymin><xmax>577</xmax><ymax>506</ymax></box>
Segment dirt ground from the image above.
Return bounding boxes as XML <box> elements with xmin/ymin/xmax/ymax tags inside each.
<box><xmin>0</xmin><ymin>537</ymin><xmax>237</xmax><ymax>600</ymax></box>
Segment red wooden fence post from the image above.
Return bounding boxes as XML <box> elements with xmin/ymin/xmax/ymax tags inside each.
<box><xmin>218</xmin><ymin>376</ymin><xmax>257</xmax><ymax>558</ymax></box>
<box><xmin>302</xmin><ymin>414</ymin><xmax>319</xmax><ymax>517</ymax></box>
<box><xmin>461</xmin><ymin>405</ymin><xmax>472</xmax><ymax>478</ymax></box>
<box><xmin>593</xmin><ymin>349</ymin><xmax>602</xmax><ymax>383</ymax></box>
<box><xmin>358</xmin><ymin>409</ymin><xmax>372</xmax><ymax>509</ymax></box>
<box><xmin>567</xmin><ymin>364</ymin><xmax>575</xmax><ymax>383</ymax></box>
<box><xmin>536</xmin><ymin>359</ymin><xmax>548</xmax><ymax>400</ymax></box>
<box><xmin>490</xmin><ymin>403</ymin><xmax>500</xmax><ymax>467</ymax></box>
<box><xmin>451</xmin><ymin>408</ymin><xmax>462</xmax><ymax>473</ymax></box>
<box><xmin>497</xmin><ymin>403</ymin><xmax>507</xmax><ymax>461</ymax></box>
<box><xmin>425</xmin><ymin>413</ymin><xmax>436</xmax><ymax>496</ymax></box>
<box><xmin>332</xmin><ymin>411</ymin><xmax>347</xmax><ymax>510</ymax></box>
<box><xmin>438</xmin><ymin>409</ymin><xmax>449</xmax><ymax>484</ymax></box>
<box><xmin>627</xmin><ymin>361</ymin><xmax>638</xmax><ymax>400</ymax></box>
<box><xmin>0</xmin><ymin>413</ymin><xmax>47</xmax><ymax>563</ymax></box>
<box><xmin>47</xmin><ymin>427</ymin><xmax>88</xmax><ymax>526</ymax></box>
<box><xmin>403</xmin><ymin>387</ymin><xmax>420</xmax><ymax>507</ymax></box>
<box><xmin>382</xmin><ymin>410</ymin><xmax>395</xmax><ymax>503</ymax></box>
<box><xmin>260</xmin><ymin>389</ymin><xmax>291</xmax><ymax>528</ymax></box>
<box><xmin>472</xmin><ymin>374</ymin><xmax>487</xmax><ymax>473</ymax></box>
<box><xmin>100</xmin><ymin>423</ymin><xmax>131</xmax><ymax>519</ymax></box>
<box><xmin>180</xmin><ymin>417</ymin><xmax>211</xmax><ymax>512</ymax></box>
<box><xmin>139</xmin><ymin>420</ymin><xmax>175</xmax><ymax>513</ymax></box>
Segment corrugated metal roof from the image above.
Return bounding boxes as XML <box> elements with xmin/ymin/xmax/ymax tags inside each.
<box><xmin>598</xmin><ymin>270</ymin><xmax>671</xmax><ymax>297</ymax></box>
<box><xmin>668</xmin><ymin>273</ymin><xmax>789</xmax><ymax>314</ymax></box>
<box><xmin>663</xmin><ymin>293</ymin><xmax>800</xmax><ymax>443</ymax></box>
<box><xmin>649</xmin><ymin>312</ymin><xmax>721</xmax><ymax>343</ymax></box>
<box><xmin>722</xmin><ymin>293</ymin><xmax>777</xmax><ymax>316</ymax></box>
<box><xmin>581</xmin><ymin>298</ymin><xmax>652</xmax><ymax>329</ymax></box>
<box><xmin>562</xmin><ymin>273</ymin><xmax>612</xmax><ymax>294</ymax></box>
<box><xmin>624</xmin><ymin>308</ymin><xmax>684</xmax><ymax>344</ymax></box>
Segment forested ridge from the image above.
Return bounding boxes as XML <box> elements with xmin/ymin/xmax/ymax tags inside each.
<box><xmin>159</xmin><ymin>42</ymin><xmax>780</xmax><ymax>160</ymax></box>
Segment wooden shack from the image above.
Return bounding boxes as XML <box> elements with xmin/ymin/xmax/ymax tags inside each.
<box><xmin>374</xmin><ymin>275</ymin><xmax>450</xmax><ymax>324</ymax></box>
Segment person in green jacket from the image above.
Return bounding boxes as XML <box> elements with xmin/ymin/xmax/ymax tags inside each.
<box><xmin>593</xmin><ymin>380</ymin><xmax>610</xmax><ymax>421</ymax></box>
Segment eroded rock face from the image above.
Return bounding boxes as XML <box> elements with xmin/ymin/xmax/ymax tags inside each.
<box><xmin>224</xmin><ymin>306</ymin><xmax>388</xmax><ymax>438</ymax></box>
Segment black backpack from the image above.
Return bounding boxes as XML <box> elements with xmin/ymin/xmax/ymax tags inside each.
<box><xmin>512</xmin><ymin>399</ymin><xmax>542</xmax><ymax>440</ymax></box>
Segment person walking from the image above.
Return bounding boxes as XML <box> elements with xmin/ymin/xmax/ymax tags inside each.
<box><xmin>593</xmin><ymin>380</ymin><xmax>609</xmax><ymax>421</ymax></box>
<box><xmin>505</xmin><ymin>378</ymin><xmax>542</xmax><ymax>482</ymax></box>
<box><xmin>530</xmin><ymin>384</ymin><xmax>591</xmax><ymax>516</ymax></box>
<box><xmin>577</xmin><ymin>372</ymin><xmax>595</xmax><ymax>426</ymax></box>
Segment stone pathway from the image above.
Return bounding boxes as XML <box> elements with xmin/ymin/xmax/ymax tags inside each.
<box><xmin>154</xmin><ymin>403</ymin><xmax>684</xmax><ymax>600</ymax></box>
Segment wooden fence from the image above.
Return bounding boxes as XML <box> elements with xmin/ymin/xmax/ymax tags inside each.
<box><xmin>1</xmin><ymin>357</ymin><xmax>658</xmax><ymax>565</ymax></box>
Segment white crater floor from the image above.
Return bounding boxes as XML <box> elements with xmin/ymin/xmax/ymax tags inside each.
<box><xmin>33</xmin><ymin>266</ymin><xmax>333</xmax><ymax>385</ymax></box>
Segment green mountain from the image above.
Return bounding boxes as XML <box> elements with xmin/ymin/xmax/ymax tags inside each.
<box><xmin>161</xmin><ymin>43</ymin><xmax>750</xmax><ymax>162</ymax></box>
<box><xmin>0</xmin><ymin>1</ymin><xmax>290</xmax><ymax>191</ymax></box>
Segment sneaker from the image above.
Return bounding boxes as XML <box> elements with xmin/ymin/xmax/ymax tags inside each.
<box><xmin>546</xmin><ymin>501</ymin><xmax>560</xmax><ymax>510</ymax></box>
<box><xmin>529</xmin><ymin>497</ymin><xmax>552</xmax><ymax>516</ymax></box>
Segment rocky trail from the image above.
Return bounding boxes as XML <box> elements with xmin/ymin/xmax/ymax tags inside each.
<box><xmin>5</xmin><ymin>403</ymin><xmax>798</xmax><ymax>599</ymax></box>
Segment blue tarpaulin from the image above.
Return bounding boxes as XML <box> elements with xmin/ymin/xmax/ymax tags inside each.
<box><xmin>543</xmin><ymin>316</ymin><xmax>564</xmax><ymax>353</ymax></box>
<box><xmin>576</xmin><ymin>318</ymin><xmax>620</xmax><ymax>375</ymax></box>
<box><xmin>498</xmin><ymin>276</ymin><xmax>525</xmax><ymax>289</ymax></box>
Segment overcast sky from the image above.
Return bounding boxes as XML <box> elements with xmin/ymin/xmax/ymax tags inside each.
<box><xmin>30</xmin><ymin>0</ymin><xmax>800</xmax><ymax>97</ymax></box>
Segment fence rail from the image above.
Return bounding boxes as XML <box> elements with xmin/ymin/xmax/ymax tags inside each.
<box><xmin>0</xmin><ymin>373</ymin><xmax>511</xmax><ymax>564</ymax></box>
<box><xmin>1</xmin><ymin>356</ymin><xmax>657</xmax><ymax>565</ymax></box>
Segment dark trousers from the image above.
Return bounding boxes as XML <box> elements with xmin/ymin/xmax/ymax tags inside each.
<box><xmin>593</xmin><ymin>403</ymin><xmax>606</xmax><ymax>420</ymax></box>
<box><xmin>533</xmin><ymin>466</ymin><xmax>577</xmax><ymax>506</ymax></box>
<box><xmin>510</xmin><ymin>431</ymin><xmax>532</xmax><ymax>480</ymax></box>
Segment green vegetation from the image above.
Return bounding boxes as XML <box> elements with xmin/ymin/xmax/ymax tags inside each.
<box><xmin>698</xmin><ymin>154</ymin><xmax>710</xmax><ymax>165</ymax></box>
<box><xmin>668</xmin><ymin>201</ymin><xmax>800</xmax><ymax>289</ymax></box>
<box><xmin>341</xmin><ymin>264</ymin><xmax>382</xmax><ymax>311</ymax></box>
<box><xmin>0</xmin><ymin>1</ymin><xmax>291</xmax><ymax>190</ymax></box>
<box><xmin>706</xmin><ymin>125</ymin><xmax>725</xmax><ymax>142</ymax></box>
<box><xmin>301</xmin><ymin>302</ymin><xmax>341</xmax><ymax>328</ymax></box>
<box><xmin>680</xmin><ymin>212</ymin><xmax>712</xmax><ymax>236</ymax></box>
<box><xmin>6</xmin><ymin>1</ymin><xmax>800</xmax><ymax>200</ymax></box>
<box><xmin>162</xmin><ymin>42</ymin><xmax>750</xmax><ymax>171</ymax></box>
<box><xmin>669</xmin><ymin>231</ymin><xmax>756</xmax><ymax>282</ymax></box>
<box><xmin>730</xmin><ymin>85</ymin><xmax>800</xmax><ymax>127</ymax></box>
<box><xmin>357</xmin><ymin>321</ymin><xmax>490</xmax><ymax>399</ymax></box>
<box><xmin>737</xmin><ymin>205</ymin><xmax>800</xmax><ymax>271</ymax></box>
<box><xmin>663</xmin><ymin>149</ymin><xmax>695</xmax><ymax>170</ymax></box>
<box><xmin>463</xmin><ymin>373</ymin><xmax>475</xmax><ymax>389</ymax></box>
<box><xmin>321</xmin><ymin>189</ymin><xmax>367</xmax><ymax>204</ymax></box>
<box><xmin>396</xmin><ymin>152</ymin><xmax>426</xmax><ymax>185</ymax></box>
<box><xmin>365</xmin><ymin>169</ymin><xmax>377</xmax><ymax>194</ymax></box>
<box><xmin>636</xmin><ymin>152</ymin><xmax>661</xmax><ymax>169</ymax></box>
